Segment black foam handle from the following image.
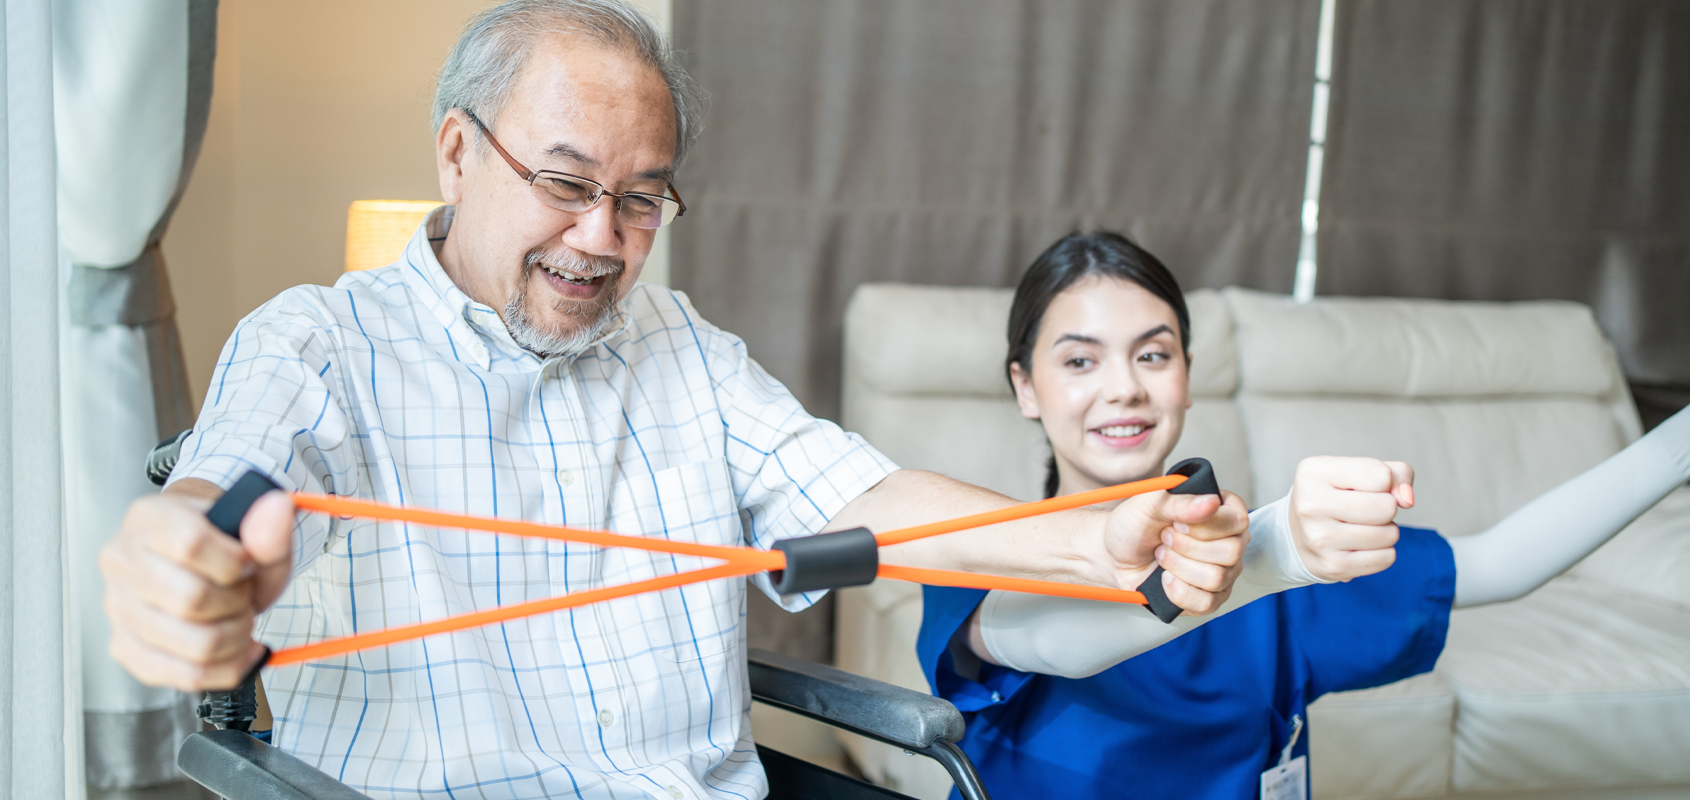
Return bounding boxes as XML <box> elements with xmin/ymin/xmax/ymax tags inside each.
<box><xmin>1136</xmin><ymin>458</ymin><xmax>1221</xmax><ymax>624</ymax></box>
<box><xmin>206</xmin><ymin>470</ymin><xmax>282</xmax><ymax>539</ymax></box>
<box><xmin>769</xmin><ymin>527</ymin><xmax>880</xmax><ymax>596</ymax></box>
<box><xmin>199</xmin><ymin>470</ymin><xmax>280</xmax><ymax>731</ymax></box>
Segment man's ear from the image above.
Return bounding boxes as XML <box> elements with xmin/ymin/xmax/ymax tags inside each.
<box><xmin>1009</xmin><ymin>361</ymin><xmax>1041</xmax><ymax>420</ymax></box>
<box><xmin>437</xmin><ymin>111</ymin><xmax>472</xmax><ymax>205</ymax></box>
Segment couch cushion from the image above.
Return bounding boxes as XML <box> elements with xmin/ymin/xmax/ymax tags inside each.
<box><xmin>1223</xmin><ymin>282</ymin><xmax>1640</xmax><ymax>535</ymax></box>
<box><xmin>847</xmin><ymin>284</ymin><xmax>1237</xmax><ymax>397</ymax></box>
<box><xmin>1308</xmin><ymin>673</ymin><xmax>1455</xmax><ymax>800</ymax></box>
<box><xmin>1436</xmin><ymin>575</ymin><xmax>1690</xmax><ymax>792</ymax></box>
<box><xmin>1238</xmin><ymin>396</ymin><xmax>1632</xmax><ymax>536</ymax></box>
<box><xmin>1169</xmin><ymin>399</ymin><xmax>1256</xmax><ymax>506</ymax></box>
<box><xmin>846</xmin><ymin>284</ymin><xmax>1017</xmax><ymax>397</ymax></box>
<box><xmin>1571</xmin><ymin>486</ymin><xmax>1690</xmax><ymax>611</ymax></box>
<box><xmin>845</xmin><ymin>392</ymin><xmax>1051</xmax><ymax>501</ymax></box>
<box><xmin>1224</xmin><ymin>288</ymin><xmax>1621</xmax><ymax>399</ymax></box>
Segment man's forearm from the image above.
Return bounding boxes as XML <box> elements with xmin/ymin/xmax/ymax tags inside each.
<box><xmin>827</xmin><ymin>469</ymin><xmax>1135</xmax><ymax>590</ymax></box>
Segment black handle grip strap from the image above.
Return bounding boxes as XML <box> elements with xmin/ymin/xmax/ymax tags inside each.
<box><xmin>1135</xmin><ymin>458</ymin><xmax>1222</xmax><ymax>624</ymax></box>
<box><xmin>198</xmin><ymin>469</ymin><xmax>280</xmax><ymax>731</ymax></box>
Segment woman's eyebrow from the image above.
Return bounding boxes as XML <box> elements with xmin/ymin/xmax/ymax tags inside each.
<box><xmin>1132</xmin><ymin>324</ymin><xmax>1175</xmax><ymax>345</ymax></box>
<box><xmin>1052</xmin><ymin>333</ymin><xmax>1104</xmax><ymax>347</ymax></box>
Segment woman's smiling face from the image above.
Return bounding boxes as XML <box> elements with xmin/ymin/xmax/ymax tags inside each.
<box><xmin>1011</xmin><ymin>275</ymin><xmax>1192</xmax><ymax>495</ymax></box>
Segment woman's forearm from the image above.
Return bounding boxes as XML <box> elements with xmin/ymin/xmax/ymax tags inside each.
<box><xmin>975</xmin><ymin>496</ymin><xmax>1313</xmax><ymax>678</ymax></box>
<box><xmin>1450</xmin><ymin>406</ymin><xmax>1690</xmax><ymax>608</ymax></box>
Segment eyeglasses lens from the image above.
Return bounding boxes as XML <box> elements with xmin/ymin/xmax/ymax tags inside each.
<box><xmin>531</xmin><ymin>176</ymin><xmax>679</xmax><ymax>229</ymax></box>
<box><xmin>535</xmin><ymin>176</ymin><xmax>598</xmax><ymax>210</ymax></box>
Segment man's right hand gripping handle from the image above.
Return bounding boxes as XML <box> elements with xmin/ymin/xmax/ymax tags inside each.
<box><xmin>100</xmin><ymin>469</ymin><xmax>292</xmax><ymax>700</ymax></box>
<box><xmin>1136</xmin><ymin>458</ymin><xmax>1222</xmax><ymax>623</ymax></box>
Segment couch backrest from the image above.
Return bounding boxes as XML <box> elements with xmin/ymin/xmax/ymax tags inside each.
<box><xmin>843</xmin><ymin>283</ymin><xmax>1642</xmax><ymax>538</ymax></box>
<box><xmin>1223</xmin><ymin>288</ymin><xmax>1642</xmax><ymax>535</ymax></box>
<box><xmin>843</xmin><ymin>284</ymin><xmax>1254</xmax><ymax>504</ymax></box>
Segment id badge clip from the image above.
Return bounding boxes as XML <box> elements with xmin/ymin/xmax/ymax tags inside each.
<box><xmin>1260</xmin><ymin>714</ymin><xmax>1308</xmax><ymax>800</ymax></box>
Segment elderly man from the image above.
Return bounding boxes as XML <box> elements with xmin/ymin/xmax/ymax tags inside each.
<box><xmin>98</xmin><ymin>1</ymin><xmax>1249</xmax><ymax>797</ymax></box>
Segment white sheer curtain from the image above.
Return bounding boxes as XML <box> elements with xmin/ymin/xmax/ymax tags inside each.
<box><xmin>53</xmin><ymin>0</ymin><xmax>215</xmax><ymax>797</ymax></box>
<box><xmin>1</xmin><ymin>0</ymin><xmax>69</xmax><ymax>798</ymax></box>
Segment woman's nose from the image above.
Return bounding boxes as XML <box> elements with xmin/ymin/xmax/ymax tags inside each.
<box><xmin>1101</xmin><ymin>361</ymin><xmax>1148</xmax><ymax>405</ymax></box>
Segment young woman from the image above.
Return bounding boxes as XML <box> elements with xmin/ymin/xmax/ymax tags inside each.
<box><xmin>916</xmin><ymin>231</ymin><xmax>1690</xmax><ymax>800</ymax></box>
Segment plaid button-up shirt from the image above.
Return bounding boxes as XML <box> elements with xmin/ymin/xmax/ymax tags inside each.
<box><xmin>172</xmin><ymin>207</ymin><xmax>897</xmax><ymax>799</ymax></box>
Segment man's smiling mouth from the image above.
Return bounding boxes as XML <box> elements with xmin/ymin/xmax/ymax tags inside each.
<box><xmin>542</xmin><ymin>262</ymin><xmax>601</xmax><ymax>286</ymax></box>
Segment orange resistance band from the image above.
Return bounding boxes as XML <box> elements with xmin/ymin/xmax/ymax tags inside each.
<box><xmin>267</xmin><ymin>472</ymin><xmax>1189</xmax><ymax>667</ymax></box>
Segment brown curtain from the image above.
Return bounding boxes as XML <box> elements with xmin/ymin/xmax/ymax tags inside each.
<box><xmin>672</xmin><ymin>0</ymin><xmax>1320</xmax><ymax>660</ymax></box>
<box><xmin>673</xmin><ymin>0</ymin><xmax>1319</xmax><ymax>422</ymax></box>
<box><xmin>1318</xmin><ymin>0</ymin><xmax>1690</xmax><ymax>428</ymax></box>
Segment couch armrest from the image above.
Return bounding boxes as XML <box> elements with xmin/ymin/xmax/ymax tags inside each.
<box><xmin>177</xmin><ymin>730</ymin><xmax>372</xmax><ymax>800</ymax></box>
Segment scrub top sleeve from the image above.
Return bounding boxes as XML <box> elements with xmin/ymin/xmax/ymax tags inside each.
<box><xmin>1291</xmin><ymin>526</ymin><xmax>1457</xmax><ymax>699</ymax></box>
<box><xmin>918</xmin><ymin>585</ymin><xmax>1038</xmax><ymax>713</ymax></box>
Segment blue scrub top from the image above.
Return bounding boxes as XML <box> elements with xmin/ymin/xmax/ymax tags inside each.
<box><xmin>917</xmin><ymin>526</ymin><xmax>1455</xmax><ymax>800</ymax></box>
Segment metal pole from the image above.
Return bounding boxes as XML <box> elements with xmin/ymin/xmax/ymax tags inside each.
<box><xmin>1293</xmin><ymin>0</ymin><xmax>1337</xmax><ymax>303</ymax></box>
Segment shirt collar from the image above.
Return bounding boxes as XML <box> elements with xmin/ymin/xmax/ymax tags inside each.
<box><xmin>398</xmin><ymin>205</ymin><xmax>632</xmax><ymax>371</ymax></box>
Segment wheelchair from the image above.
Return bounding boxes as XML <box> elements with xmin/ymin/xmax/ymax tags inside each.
<box><xmin>147</xmin><ymin>431</ymin><xmax>991</xmax><ymax>800</ymax></box>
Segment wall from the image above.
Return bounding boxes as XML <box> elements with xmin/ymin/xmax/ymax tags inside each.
<box><xmin>164</xmin><ymin>0</ymin><xmax>672</xmax><ymax>408</ymax></box>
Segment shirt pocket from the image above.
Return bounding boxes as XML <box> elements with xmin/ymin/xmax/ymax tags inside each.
<box><xmin>613</xmin><ymin>457</ymin><xmax>746</xmax><ymax>664</ymax></box>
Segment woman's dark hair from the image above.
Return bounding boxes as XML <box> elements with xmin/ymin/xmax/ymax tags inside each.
<box><xmin>1005</xmin><ymin>231</ymin><xmax>1191</xmax><ymax>498</ymax></box>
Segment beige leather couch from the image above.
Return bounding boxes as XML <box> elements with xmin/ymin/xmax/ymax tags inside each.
<box><xmin>834</xmin><ymin>284</ymin><xmax>1690</xmax><ymax>800</ymax></box>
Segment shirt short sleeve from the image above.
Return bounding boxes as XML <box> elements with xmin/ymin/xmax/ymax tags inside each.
<box><xmin>680</xmin><ymin>294</ymin><xmax>898</xmax><ymax>609</ymax></box>
<box><xmin>917</xmin><ymin>585</ymin><xmax>1039</xmax><ymax>713</ymax></box>
<box><xmin>1289</xmin><ymin>526</ymin><xmax>1457</xmax><ymax>698</ymax></box>
<box><xmin>168</xmin><ymin>286</ymin><xmax>354</xmax><ymax>575</ymax></box>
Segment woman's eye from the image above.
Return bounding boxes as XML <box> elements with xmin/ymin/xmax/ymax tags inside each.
<box><xmin>1138</xmin><ymin>351</ymin><xmax>1170</xmax><ymax>364</ymax></box>
<box><xmin>1065</xmin><ymin>357</ymin><xmax>1094</xmax><ymax>370</ymax></box>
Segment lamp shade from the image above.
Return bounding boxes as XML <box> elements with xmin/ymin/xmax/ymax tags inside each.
<box><xmin>344</xmin><ymin>200</ymin><xmax>444</xmax><ymax>272</ymax></box>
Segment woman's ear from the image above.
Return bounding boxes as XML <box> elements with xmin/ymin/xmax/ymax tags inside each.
<box><xmin>1009</xmin><ymin>361</ymin><xmax>1042</xmax><ymax>420</ymax></box>
<box><xmin>1184</xmin><ymin>351</ymin><xmax>1195</xmax><ymax>410</ymax></box>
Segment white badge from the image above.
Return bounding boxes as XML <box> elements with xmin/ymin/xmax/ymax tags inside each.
<box><xmin>1261</xmin><ymin>713</ymin><xmax>1307</xmax><ymax>800</ymax></box>
<box><xmin>1260</xmin><ymin>755</ymin><xmax>1308</xmax><ymax>800</ymax></box>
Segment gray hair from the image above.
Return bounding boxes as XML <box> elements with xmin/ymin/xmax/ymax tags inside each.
<box><xmin>432</xmin><ymin>0</ymin><xmax>705</xmax><ymax>168</ymax></box>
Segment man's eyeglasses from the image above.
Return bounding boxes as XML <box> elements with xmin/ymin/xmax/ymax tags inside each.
<box><xmin>462</xmin><ymin>109</ymin><xmax>686</xmax><ymax>229</ymax></box>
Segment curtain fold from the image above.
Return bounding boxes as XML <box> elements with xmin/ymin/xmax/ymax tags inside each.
<box><xmin>2</xmin><ymin>0</ymin><xmax>69</xmax><ymax>797</ymax></box>
<box><xmin>52</xmin><ymin>0</ymin><xmax>216</xmax><ymax>796</ymax></box>
<box><xmin>1318</xmin><ymin>0</ymin><xmax>1690</xmax><ymax>428</ymax></box>
<box><xmin>674</xmin><ymin>0</ymin><xmax>1318</xmax><ymax>423</ymax></box>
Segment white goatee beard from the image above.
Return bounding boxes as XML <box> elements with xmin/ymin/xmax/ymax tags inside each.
<box><xmin>502</xmin><ymin>251</ymin><xmax>624</xmax><ymax>358</ymax></box>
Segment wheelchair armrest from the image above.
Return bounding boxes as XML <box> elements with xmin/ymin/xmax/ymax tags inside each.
<box><xmin>747</xmin><ymin>647</ymin><xmax>965</xmax><ymax>751</ymax></box>
<box><xmin>178</xmin><ymin>730</ymin><xmax>371</xmax><ymax>800</ymax></box>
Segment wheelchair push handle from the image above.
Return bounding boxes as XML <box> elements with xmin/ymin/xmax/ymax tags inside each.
<box><xmin>196</xmin><ymin>469</ymin><xmax>280</xmax><ymax>732</ymax></box>
<box><xmin>1136</xmin><ymin>457</ymin><xmax>1222</xmax><ymax>624</ymax></box>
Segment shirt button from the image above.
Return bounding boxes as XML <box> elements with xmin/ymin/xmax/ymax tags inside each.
<box><xmin>666</xmin><ymin>787</ymin><xmax>684</xmax><ymax>799</ymax></box>
<box><xmin>558</xmin><ymin>469</ymin><xmax>575</xmax><ymax>486</ymax></box>
<box><xmin>597</xmin><ymin>708</ymin><xmax>613</xmax><ymax>727</ymax></box>
<box><xmin>990</xmin><ymin>691</ymin><xmax>1003</xmax><ymax>703</ymax></box>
